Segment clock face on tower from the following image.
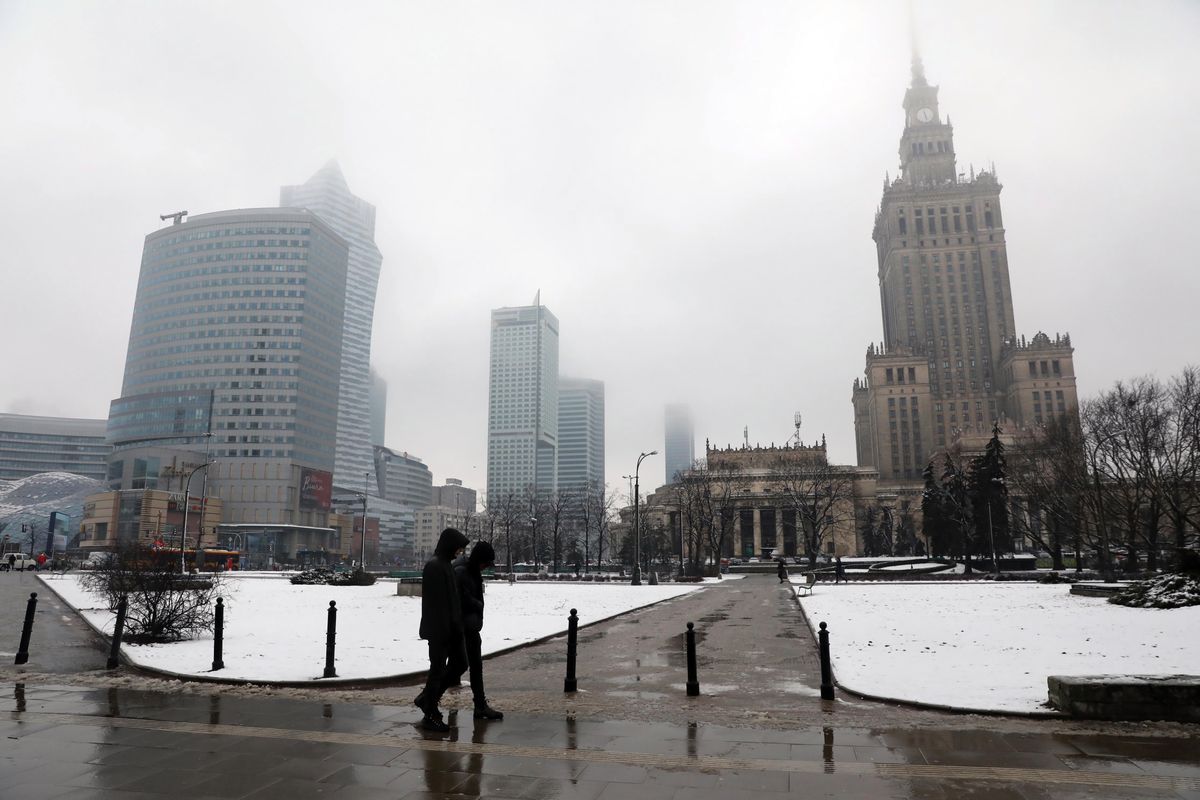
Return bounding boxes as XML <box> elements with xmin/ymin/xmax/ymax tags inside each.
<box><xmin>916</xmin><ymin>107</ymin><xmax>934</xmax><ymax>123</ymax></box>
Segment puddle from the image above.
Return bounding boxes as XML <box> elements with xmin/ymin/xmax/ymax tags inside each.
<box><xmin>608</xmin><ymin>690</ymin><xmax>669</xmax><ymax>700</ymax></box>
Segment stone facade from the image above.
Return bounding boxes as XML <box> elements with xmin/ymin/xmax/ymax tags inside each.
<box><xmin>853</xmin><ymin>55</ymin><xmax>1080</xmax><ymax>486</ymax></box>
<box><xmin>632</xmin><ymin>441</ymin><xmax>878</xmax><ymax>561</ymax></box>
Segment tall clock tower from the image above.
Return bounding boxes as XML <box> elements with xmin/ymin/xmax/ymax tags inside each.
<box><xmin>851</xmin><ymin>54</ymin><xmax>1079</xmax><ymax>483</ymax></box>
<box><xmin>899</xmin><ymin>56</ymin><xmax>957</xmax><ymax>187</ymax></box>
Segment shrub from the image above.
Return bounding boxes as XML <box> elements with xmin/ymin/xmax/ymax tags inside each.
<box><xmin>292</xmin><ymin>567</ymin><xmax>376</xmax><ymax>586</ymax></box>
<box><xmin>331</xmin><ymin>568</ymin><xmax>376</xmax><ymax>586</ymax></box>
<box><xmin>1037</xmin><ymin>571</ymin><xmax>1077</xmax><ymax>584</ymax></box>
<box><xmin>82</xmin><ymin>545</ymin><xmax>224</xmax><ymax>644</ymax></box>
<box><xmin>1109</xmin><ymin>574</ymin><xmax>1200</xmax><ymax>609</ymax></box>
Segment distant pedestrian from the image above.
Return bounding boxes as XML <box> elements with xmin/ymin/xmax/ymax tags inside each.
<box><xmin>834</xmin><ymin>555</ymin><xmax>845</xmax><ymax>584</ymax></box>
<box><xmin>36</xmin><ymin>552</ymin><xmax>47</xmax><ymax>571</ymax></box>
<box><xmin>777</xmin><ymin>558</ymin><xmax>788</xmax><ymax>584</ymax></box>
<box><xmin>414</xmin><ymin>527</ymin><xmax>470</xmax><ymax>732</ymax></box>
<box><xmin>6</xmin><ymin>553</ymin><xmax>14</xmax><ymax>571</ymax></box>
<box><xmin>450</xmin><ymin>541</ymin><xmax>503</xmax><ymax>721</ymax></box>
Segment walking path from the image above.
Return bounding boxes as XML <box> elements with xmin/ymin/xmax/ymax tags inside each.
<box><xmin>0</xmin><ymin>569</ymin><xmax>107</xmax><ymax>673</ymax></box>
<box><xmin>3</xmin><ymin>573</ymin><xmax>1198</xmax><ymax>798</ymax></box>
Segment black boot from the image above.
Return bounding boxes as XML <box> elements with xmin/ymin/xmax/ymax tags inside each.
<box><xmin>474</xmin><ymin>703</ymin><xmax>504</xmax><ymax>721</ymax></box>
<box><xmin>421</xmin><ymin>713</ymin><xmax>450</xmax><ymax>732</ymax></box>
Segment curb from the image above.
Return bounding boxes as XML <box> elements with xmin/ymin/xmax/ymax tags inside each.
<box><xmin>35</xmin><ymin>574</ymin><xmax>710</xmax><ymax>688</ymax></box>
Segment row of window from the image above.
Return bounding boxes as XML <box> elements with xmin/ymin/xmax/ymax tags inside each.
<box><xmin>897</xmin><ymin>202</ymin><xmax>996</xmax><ymax>236</ymax></box>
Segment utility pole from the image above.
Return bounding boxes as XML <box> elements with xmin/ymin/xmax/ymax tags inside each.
<box><xmin>360</xmin><ymin>472</ymin><xmax>370</xmax><ymax>569</ymax></box>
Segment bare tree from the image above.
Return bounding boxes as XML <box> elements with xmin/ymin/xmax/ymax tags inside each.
<box><xmin>485</xmin><ymin>488</ymin><xmax>523</xmax><ymax>571</ymax></box>
<box><xmin>770</xmin><ymin>458</ymin><xmax>857</xmax><ymax>568</ymax></box>
<box><xmin>82</xmin><ymin>543</ymin><xmax>223</xmax><ymax>643</ymax></box>
<box><xmin>674</xmin><ymin>467</ymin><xmax>713</xmax><ymax>576</ymax></box>
<box><xmin>1153</xmin><ymin>367</ymin><xmax>1200</xmax><ymax>566</ymax></box>
<box><xmin>574</xmin><ymin>479</ymin><xmax>613</xmax><ymax>571</ymax></box>
<box><xmin>544</xmin><ymin>486</ymin><xmax>573</xmax><ymax>572</ymax></box>
<box><xmin>1006</xmin><ymin>412</ymin><xmax>1086</xmax><ymax>570</ymax></box>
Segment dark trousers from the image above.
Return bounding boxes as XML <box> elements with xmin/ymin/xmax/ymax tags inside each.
<box><xmin>422</xmin><ymin>635</ymin><xmax>466</xmax><ymax>712</ymax></box>
<box><xmin>448</xmin><ymin>629</ymin><xmax>486</xmax><ymax>707</ymax></box>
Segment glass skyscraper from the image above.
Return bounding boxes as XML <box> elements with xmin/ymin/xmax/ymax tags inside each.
<box><xmin>664</xmin><ymin>404</ymin><xmax>695</xmax><ymax>485</ymax></box>
<box><xmin>281</xmin><ymin>162</ymin><xmax>383</xmax><ymax>490</ymax></box>
<box><xmin>106</xmin><ymin>208</ymin><xmax>349</xmax><ymax>526</ymax></box>
<box><xmin>487</xmin><ymin>302</ymin><xmax>559</xmax><ymax>500</ymax></box>
<box><xmin>557</xmin><ymin>378</ymin><xmax>604</xmax><ymax>491</ymax></box>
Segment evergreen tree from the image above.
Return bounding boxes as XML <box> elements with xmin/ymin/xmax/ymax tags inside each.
<box><xmin>942</xmin><ymin>456</ymin><xmax>976</xmax><ymax>571</ymax></box>
<box><xmin>920</xmin><ymin>460</ymin><xmax>954</xmax><ymax>558</ymax></box>
<box><xmin>970</xmin><ymin>423</ymin><xmax>1010</xmax><ymax>567</ymax></box>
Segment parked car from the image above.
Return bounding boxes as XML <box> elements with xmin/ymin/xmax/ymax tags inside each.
<box><xmin>1</xmin><ymin>552</ymin><xmax>37</xmax><ymax>571</ymax></box>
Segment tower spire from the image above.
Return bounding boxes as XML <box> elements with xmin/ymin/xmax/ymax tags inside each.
<box><xmin>909</xmin><ymin>0</ymin><xmax>928</xmax><ymax>87</ymax></box>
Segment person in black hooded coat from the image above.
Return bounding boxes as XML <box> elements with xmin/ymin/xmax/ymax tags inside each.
<box><xmin>414</xmin><ymin>527</ymin><xmax>469</xmax><ymax>731</ymax></box>
<box><xmin>449</xmin><ymin>541</ymin><xmax>503</xmax><ymax>720</ymax></box>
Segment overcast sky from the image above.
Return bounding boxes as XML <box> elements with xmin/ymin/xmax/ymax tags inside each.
<box><xmin>2</xmin><ymin>1</ymin><xmax>1198</xmax><ymax>498</ymax></box>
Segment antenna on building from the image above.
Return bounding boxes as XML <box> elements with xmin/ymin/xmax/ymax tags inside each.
<box><xmin>743</xmin><ymin>426</ymin><xmax>749</xmax><ymax>449</ymax></box>
<box><xmin>791</xmin><ymin>412</ymin><xmax>803</xmax><ymax>446</ymax></box>
<box><xmin>160</xmin><ymin>210</ymin><xmax>188</xmax><ymax>225</ymax></box>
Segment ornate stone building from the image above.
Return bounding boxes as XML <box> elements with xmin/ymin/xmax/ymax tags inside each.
<box><xmin>628</xmin><ymin>439</ymin><xmax>877</xmax><ymax>562</ymax></box>
<box><xmin>853</xmin><ymin>54</ymin><xmax>1080</xmax><ymax>484</ymax></box>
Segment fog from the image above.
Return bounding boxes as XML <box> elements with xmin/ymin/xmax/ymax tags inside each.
<box><xmin>2</xmin><ymin>1</ymin><xmax>1198</xmax><ymax>496</ymax></box>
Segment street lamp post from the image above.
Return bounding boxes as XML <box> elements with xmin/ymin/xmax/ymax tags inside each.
<box><xmin>678</xmin><ymin>497</ymin><xmax>685</xmax><ymax>577</ymax></box>
<box><xmin>986</xmin><ymin>475</ymin><xmax>1004</xmax><ymax>575</ymax></box>
<box><xmin>632</xmin><ymin>451</ymin><xmax>658</xmax><ymax>586</ymax></box>
<box><xmin>180</xmin><ymin>462</ymin><xmax>211</xmax><ymax>573</ymax></box>
<box><xmin>360</xmin><ymin>472</ymin><xmax>370</xmax><ymax>569</ymax></box>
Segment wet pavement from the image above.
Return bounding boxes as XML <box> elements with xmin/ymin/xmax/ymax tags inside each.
<box><xmin>0</xmin><ymin>569</ymin><xmax>108</xmax><ymax>673</ymax></box>
<box><xmin>2</xmin><ymin>573</ymin><xmax>1198</xmax><ymax>798</ymax></box>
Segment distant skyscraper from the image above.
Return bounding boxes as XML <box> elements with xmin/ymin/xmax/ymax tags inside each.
<box><xmin>557</xmin><ymin>377</ymin><xmax>605</xmax><ymax>490</ymax></box>
<box><xmin>369</xmin><ymin>367</ymin><xmax>387</xmax><ymax>447</ymax></box>
<box><xmin>281</xmin><ymin>161</ymin><xmax>382</xmax><ymax>490</ymax></box>
<box><xmin>663</xmin><ymin>404</ymin><xmax>695</xmax><ymax>484</ymax></box>
<box><xmin>106</xmin><ymin>208</ymin><xmax>349</xmax><ymax>526</ymax></box>
<box><xmin>487</xmin><ymin>301</ymin><xmax>559</xmax><ymax>500</ymax></box>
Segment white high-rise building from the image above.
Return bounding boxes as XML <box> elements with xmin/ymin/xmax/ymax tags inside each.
<box><xmin>557</xmin><ymin>377</ymin><xmax>604</xmax><ymax>491</ymax></box>
<box><xmin>664</xmin><ymin>404</ymin><xmax>695</xmax><ymax>485</ymax></box>
<box><xmin>281</xmin><ymin>161</ymin><xmax>382</xmax><ymax>490</ymax></box>
<box><xmin>487</xmin><ymin>302</ymin><xmax>559</xmax><ymax>501</ymax></box>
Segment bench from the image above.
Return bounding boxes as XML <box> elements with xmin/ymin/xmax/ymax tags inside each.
<box><xmin>794</xmin><ymin>572</ymin><xmax>818</xmax><ymax>597</ymax></box>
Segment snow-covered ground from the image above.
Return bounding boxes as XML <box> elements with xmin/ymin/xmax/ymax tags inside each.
<box><xmin>797</xmin><ymin>582</ymin><xmax>1200</xmax><ymax>713</ymax></box>
<box><xmin>41</xmin><ymin>573</ymin><xmax>711</xmax><ymax>682</ymax></box>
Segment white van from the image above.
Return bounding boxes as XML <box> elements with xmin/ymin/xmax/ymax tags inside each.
<box><xmin>2</xmin><ymin>553</ymin><xmax>37</xmax><ymax>571</ymax></box>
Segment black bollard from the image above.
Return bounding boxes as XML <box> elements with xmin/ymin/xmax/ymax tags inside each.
<box><xmin>14</xmin><ymin>592</ymin><xmax>38</xmax><ymax>665</ymax></box>
<box><xmin>818</xmin><ymin>621</ymin><xmax>835</xmax><ymax>700</ymax></box>
<box><xmin>212</xmin><ymin>597</ymin><xmax>225</xmax><ymax>671</ymax></box>
<box><xmin>564</xmin><ymin>608</ymin><xmax>578</xmax><ymax>692</ymax></box>
<box><xmin>685</xmin><ymin>622</ymin><xmax>700</xmax><ymax>696</ymax></box>
<box><xmin>107</xmin><ymin>595</ymin><xmax>128</xmax><ymax>670</ymax></box>
<box><xmin>323</xmin><ymin>601</ymin><xmax>338</xmax><ymax>678</ymax></box>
